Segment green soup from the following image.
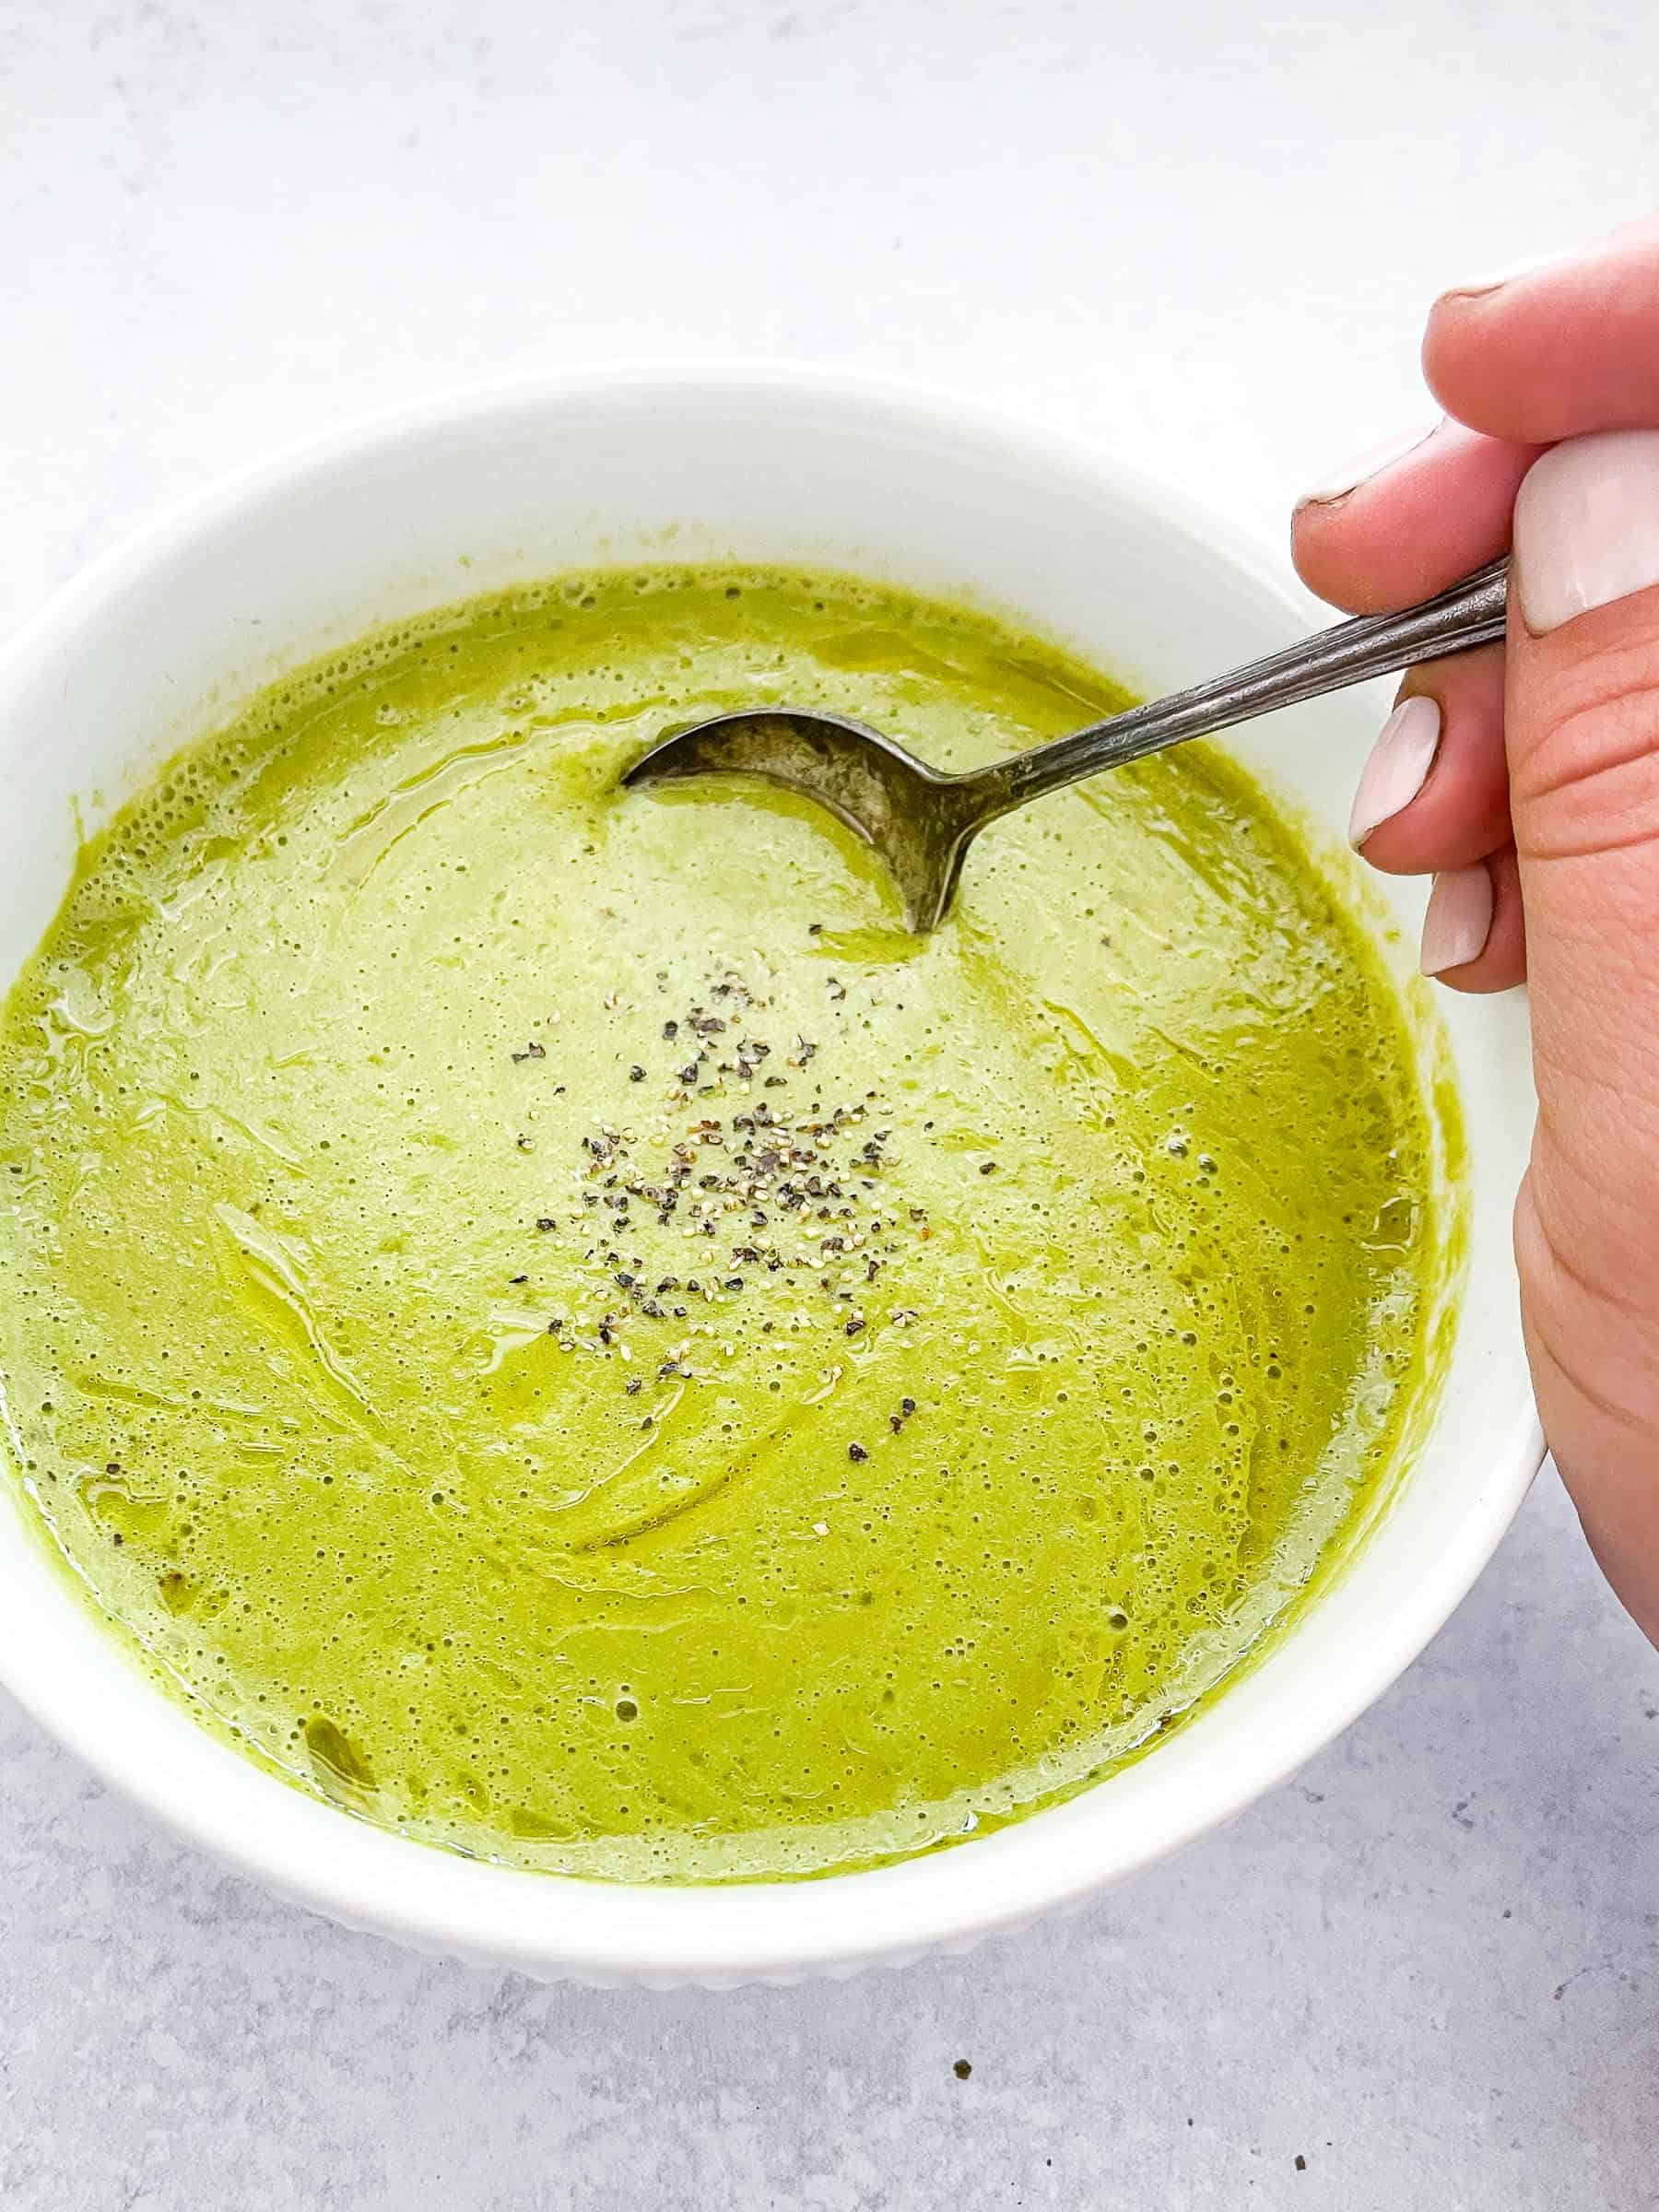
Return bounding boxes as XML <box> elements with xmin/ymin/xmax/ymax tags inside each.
<box><xmin>0</xmin><ymin>567</ymin><xmax>1461</xmax><ymax>1879</ymax></box>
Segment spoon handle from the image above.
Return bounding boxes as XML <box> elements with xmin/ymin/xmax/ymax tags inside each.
<box><xmin>972</xmin><ymin>557</ymin><xmax>1510</xmax><ymax>817</ymax></box>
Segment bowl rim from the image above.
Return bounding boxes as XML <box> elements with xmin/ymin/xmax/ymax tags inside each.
<box><xmin>0</xmin><ymin>358</ymin><xmax>1547</xmax><ymax>1981</ymax></box>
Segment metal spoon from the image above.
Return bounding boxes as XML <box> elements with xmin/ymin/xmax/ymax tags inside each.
<box><xmin>623</xmin><ymin>558</ymin><xmax>1509</xmax><ymax>932</ymax></box>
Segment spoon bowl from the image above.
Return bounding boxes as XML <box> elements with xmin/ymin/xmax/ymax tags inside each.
<box><xmin>624</xmin><ymin>707</ymin><xmax>983</xmax><ymax>929</ymax></box>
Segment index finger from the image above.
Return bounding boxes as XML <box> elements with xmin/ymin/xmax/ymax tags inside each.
<box><xmin>1425</xmin><ymin>218</ymin><xmax>1659</xmax><ymax>446</ymax></box>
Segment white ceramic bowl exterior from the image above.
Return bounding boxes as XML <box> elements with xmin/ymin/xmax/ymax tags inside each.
<box><xmin>0</xmin><ymin>367</ymin><xmax>1541</xmax><ymax>1985</ymax></box>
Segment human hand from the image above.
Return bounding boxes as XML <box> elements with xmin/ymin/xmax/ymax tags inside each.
<box><xmin>1292</xmin><ymin>220</ymin><xmax>1659</xmax><ymax>1647</ymax></box>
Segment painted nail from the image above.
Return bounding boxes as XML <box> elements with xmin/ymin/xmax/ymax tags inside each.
<box><xmin>1297</xmin><ymin>423</ymin><xmax>1441</xmax><ymax>509</ymax></box>
<box><xmin>1512</xmin><ymin>429</ymin><xmax>1659</xmax><ymax>633</ymax></box>
<box><xmin>1419</xmin><ymin>865</ymin><xmax>1493</xmax><ymax>976</ymax></box>
<box><xmin>1350</xmin><ymin>695</ymin><xmax>1441</xmax><ymax>848</ymax></box>
<box><xmin>1436</xmin><ymin>248</ymin><xmax>1567</xmax><ymax>302</ymax></box>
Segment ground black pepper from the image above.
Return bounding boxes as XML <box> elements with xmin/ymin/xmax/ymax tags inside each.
<box><xmin>519</xmin><ymin>968</ymin><xmax>935</xmax><ymax>1394</ymax></box>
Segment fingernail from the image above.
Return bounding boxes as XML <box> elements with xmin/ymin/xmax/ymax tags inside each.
<box><xmin>1419</xmin><ymin>865</ymin><xmax>1493</xmax><ymax>976</ymax></box>
<box><xmin>1512</xmin><ymin>429</ymin><xmax>1659</xmax><ymax>633</ymax></box>
<box><xmin>1350</xmin><ymin>695</ymin><xmax>1441</xmax><ymax>848</ymax></box>
<box><xmin>1437</xmin><ymin>248</ymin><xmax>1567</xmax><ymax>302</ymax></box>
<box><xmin>1297</xmin><ymin>422</ymin><xmax>1441</xmax><ymax>508</ymax></box>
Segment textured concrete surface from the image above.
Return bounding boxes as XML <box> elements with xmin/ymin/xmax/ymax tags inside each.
<box><xmin>3</xmin><ymin>4</ymin><xmax>1658</xmax><ymax>2206</ymax></box>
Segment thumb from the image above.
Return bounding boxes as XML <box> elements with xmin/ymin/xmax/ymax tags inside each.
<box><xmin>1508</xmin><ymin>427</ymin><xmax>1659</xmax><ymax>1640</ymax></box>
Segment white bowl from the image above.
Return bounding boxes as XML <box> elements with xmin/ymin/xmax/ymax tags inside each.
<box><xmin>0</xmin><ymin>364</ymin><xmax>1542</xmax><ymax>1986</ymax></box>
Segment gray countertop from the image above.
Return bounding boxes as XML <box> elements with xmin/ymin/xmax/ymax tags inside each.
<box><xmin>4</xmin><ymin>5</ymin><xmax>1658</xmax><ymax>2206</ymax></box>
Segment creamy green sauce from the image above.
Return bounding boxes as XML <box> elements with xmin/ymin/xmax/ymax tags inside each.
<box><xmin>0</xmin><ymin>567</ymin><xmax>1461</xmax><ymax>1880</ymax></box>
